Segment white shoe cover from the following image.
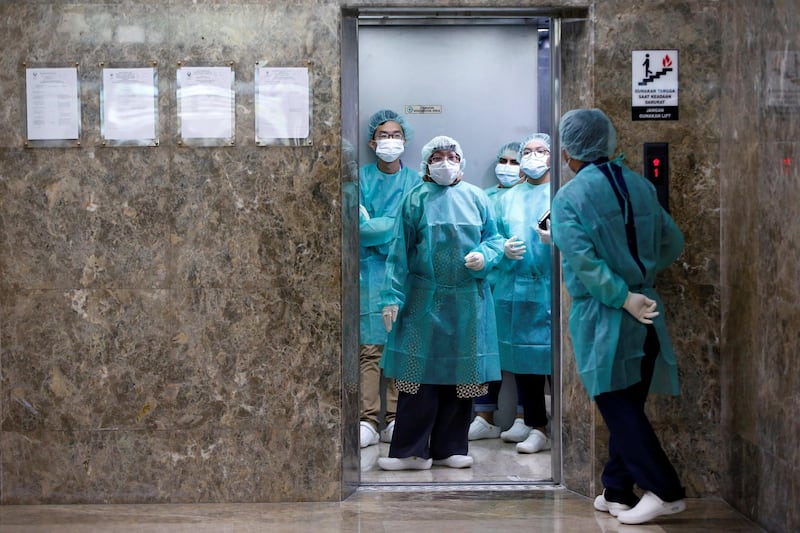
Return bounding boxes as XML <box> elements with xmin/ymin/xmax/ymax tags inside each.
<box><xmin>377</xmin><ymin>456</ymin><xmax>433</xmax><ymax>471</ymax></box>
<box><xmin>359</xmin><ymin>421</ymin><xmax>379</xmax><ymax>448</ymax></box>
<box><xmin>380</xmin><ymin>420</ymin><xmax>395</xmax><ymax>443</ymax></box>
<box><xmin>500</xmin><ymin>418</ymin><xmax>532</xmax><ymax>442</ymax></box>
<box><xmin>516</xmin><ymin>428</ymin><xmax>550</xmax><ymax>453</ymax></box>
<box><xmin>616</xmin><ymin>491</ymin><xmax>686</xmax><ymax>524</ymax></box>
<box><xmin>432</xmin><ymin>455</ymin><xmax>474</xmax><ymax>468</ymax></box>
<box><xmin>468</xmin><ymin>416</ymin><xmax>501</xmax><ymax>440</ymax></box>
<box><xmin>593</xmin><ymin>490</ymin><xmax>633</xmax><ymax>517</ymax></box>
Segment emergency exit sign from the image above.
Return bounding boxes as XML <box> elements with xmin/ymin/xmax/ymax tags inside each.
<box><xmin>632</xmin><ymin>50</ymin><xmax>679</xmax><ymax>121</ymax></box>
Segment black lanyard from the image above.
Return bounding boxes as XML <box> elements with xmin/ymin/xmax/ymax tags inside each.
<box><xmin>591</xmin><ymin>158</ymin><xmax>647</xmax><ymax>277</ymax></box>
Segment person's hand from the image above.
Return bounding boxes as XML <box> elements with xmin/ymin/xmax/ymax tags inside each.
<box><xmin>464</xmin><ymin>252</ymin><xmax>485</xmax><ymax>271</ymax></box>
<box><xmin>535</xmin><ymin>219</ymin><xmax>552</xmax><ymax>245</ymax></box>
<box><xmin>359</xmin><ymin>204</ymin><xmax>370</xmax><ymax>220</ymax></box>
<box><xmin>504</xmin><ymin>236</ymin><xmax>526</xmax><ymax>260</ymax></box>
<box><xmin>623</xmin><ymin>292</ymin><xmax>659</xmax><ymax>324</ymax></box>
<box><xmin>382</xmin><ymin>305</ymin><xmax>398</xmax><ymax>332</ymax></box>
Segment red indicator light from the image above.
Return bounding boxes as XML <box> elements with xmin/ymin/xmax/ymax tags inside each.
<box><xmin>784</xmin><ymin>157</ymin><xmax>792</xmax><ymax>176</ymax></box>
<box><xmin>652</xmin><ymin>158</ymin><xmax>660</xmax><ymax>178</ymax></box>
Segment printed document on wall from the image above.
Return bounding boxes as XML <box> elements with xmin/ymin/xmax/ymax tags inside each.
<box><xmin>255</xmin><ymin>66</ymin><xmax>310</xmax><ymax>142</ymax></box>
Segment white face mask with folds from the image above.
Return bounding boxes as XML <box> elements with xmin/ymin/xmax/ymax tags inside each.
<box><xmin>428</xmin><ymin>160</ymin><xmax>461</xmax><ymax>185</ymax></box>
<box><xmin>494</xmin><ymin>163</ymin><xmax>521</xmax><ymax>186</ymax></box>
<box><xmin>521</xmin><ymin>153</ymin><xmax>550</xmax><ymax>179</ymax></box>
<box><xmin>375</xmin><ymin>139</ymin><xmax>405</xmax><ymax>163</ymax></box>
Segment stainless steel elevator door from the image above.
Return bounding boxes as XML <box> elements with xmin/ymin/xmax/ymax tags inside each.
<box><xmin>358</xmin><ymin>24</ymin><xmax>540</xmax><ymax>189</ymax></box>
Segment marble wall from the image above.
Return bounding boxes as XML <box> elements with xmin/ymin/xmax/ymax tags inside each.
<box><xmin>0</xmin><ymin>1</ymin><xmax>354</xmax><ymax>503</ymax></box>
<box><xmin>720</xmin><ymin>2</ymin><xmax>800</xmax><ymax>533</ymax></box>
<box><xmin>0</xmin><ymin>2</ymin><xmax>796</xmax><ymax>531</ymax></box>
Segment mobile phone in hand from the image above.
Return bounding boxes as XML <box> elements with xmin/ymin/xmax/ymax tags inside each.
<box><xmin>537</xmin><ymin>209</ymin><xmax>551</xmax><ymax>231</ymax></box>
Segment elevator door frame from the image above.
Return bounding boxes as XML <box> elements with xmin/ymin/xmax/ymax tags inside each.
<box><xmin>342</xmin><ymin>6</ymin><xmax>566</xmax><ymax>488</ymax></box>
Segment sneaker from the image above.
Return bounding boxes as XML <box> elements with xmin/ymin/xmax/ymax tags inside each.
<box><xmin>379</xmin><ymin>420</ymin><xmax>395</xmax><ymax>443</ymax></box>
<box><xmin>377</xmin><ymin>456</ymin><xmax>433</xmax><ymax>471</ymax></box>
<box><xmin>359</xmin><ymin>421</ymin><xmax>379</xmax><ymax>448</ymax></box>
<box><xmin>516</xmin><ymin>428</ymin><xmax>550</xmax><ymax>453</ymax></box>
<box><xmin>616</xmin><ymin>491</ymin><xmax>686</xmax><ymax>525</ymax></box>
<box><xmin>432</xmin><ymin>455</ymin><xmax>474</xmax><ymax>468</ymax></box>
<box><xmin>500</xmin><ymin>418</ymin><xmax>532</xmax><ymax>442</ymax></box>
<box><xmin>468</xmin><ymin>416</ymin><xmax>501</xmax><ymax>440</ymax></box>
<box><xmin>593</xmin><ymin>490</ymin><xmax>633</xmax><ymax>517</ymax></box>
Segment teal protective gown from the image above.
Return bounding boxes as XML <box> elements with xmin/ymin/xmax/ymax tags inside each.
<box><xmin>493</xmin><ymin>181</ymin><xmax>552</xmax><ymax>375</ymax></box>
<box><xmin>484</xmin><ymin>185</ymin><xmax>513</xmax><ymax>289</ymax></box>
<box><xmin>380</xmin><ymin>180</ymin><xmax>505</xmax><ymax>385</ymax></box>
<box><xmin>359</xmin><ymin>163</ymin><xmax>420</xmax><ymax>345</ymax></box>
<box><xmin>550</xmin><ymin>158</ymin><xmax>684</xmax><ymax>398</ymax></box>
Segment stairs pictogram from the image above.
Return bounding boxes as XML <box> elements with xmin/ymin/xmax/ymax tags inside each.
<box><xmin>638</xmin><ymin>67</ymin><xmax>674</xmax><ymax>86</ymax></box>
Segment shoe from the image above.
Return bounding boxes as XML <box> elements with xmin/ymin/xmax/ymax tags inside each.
<box><xmin>500</xmin><ymin>418</ymin><xmax>532</xmax><ymax>442</ymax></box>
<box><xmin>359</xmin><ymin>421</ymin><xmax>379</xmax><ymax>448</ymax></box>
<box><xmin>432</xmin><ymin>455</ymin><xmax>474</xmax><ymax>468</ymax></box>
<box><xmin>616</xmin><ymin>491</ymin><xmax>686</xmax><ymax>524</ymax></box>
<box><xmin>468</xmin><ymin>416</ymin><xmax>501</xmax><ymax>440</ymax></box>
<box><xmin>380</xmin><ymin>420</ymin><xmax>395</xmax><ymax>443</ymax></box>
<box><xmin>377</xmin><ymin>456</ymin><xmax>433</xmax><ymax>471</ymax></box>
<box><xmin>516</xmin><ymin>428</ymin><xmax>550</xmax><ymax>453</ymax></box>
<box><xmin>593</xmin><ymin>489</ymin><xmax>633</xmax><ymax>517</ymax></box>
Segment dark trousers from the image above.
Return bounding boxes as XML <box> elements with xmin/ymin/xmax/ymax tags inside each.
<box><xmin>389</xmin><ymin>384</ymin><xmax>473</xmax><ymax>460</ymax></box>
<box><xmin>594</xmin><ymin>325</ymin><xmax>685</xmax><ymax>504</ymax></box>
<box><xmin>516</xmin><ymin>373</ymin><xmax>550</xmax><ymax>429</ymax></box>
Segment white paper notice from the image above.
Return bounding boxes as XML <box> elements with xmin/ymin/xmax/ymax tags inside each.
<box><xmin>177</xmin><ymin>66</ymin><xmax>234</xmax><ymax>139</ymax></box>
<box><xmin>255</xmin><ymin>67</ymin><xmax>310</xmax><ymax>140</ymax></box>
<box><xmin>102</xmin><ymin>67</ymin><xmax>157</xmax><ymax>141</ymax></box>
<box><xmin>26</xmin><ymin>67</ymin><xmax>81</xmax><ymax>140</ymax></box>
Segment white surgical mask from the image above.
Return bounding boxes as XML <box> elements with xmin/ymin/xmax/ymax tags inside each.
<box><xmin>494</xmin><ymin>163</ymin><xmax>521</xmax><ymax>187</ymax></box>
<box><xmin>428</xmin><ymin>160</ymin><xmax>461</xmax><ymax>186</ymax></box>
<box><xmin>521</xmin><ymin>154</ymin><xmax>549</xmax><ymax>179</ymax></box>
<box><xmin>375</xmin><ymin>139</ymin><xmax>405</xmax><ymax>163</ymax></box>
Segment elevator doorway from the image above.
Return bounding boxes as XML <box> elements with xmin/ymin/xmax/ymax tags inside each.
<box><xmin>342</xmin><ymin>8</ymin><xmax>562</xmax><ymax>487</ymax></box>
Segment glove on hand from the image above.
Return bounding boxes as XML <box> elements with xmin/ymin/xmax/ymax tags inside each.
<box><xmin>464</xmin><ymin>252</ymin><xmax>485</xmax><ymax>271</ymax></box>
<box><xmin>623</xmin><ymin>291</ymin><xmax>659</xmax><ymax>324</ymax></box>
<box><xmin>535</xmin><ymin>219</ymin><xmax>552</xmax><ymax>245</ymax></box>
<box><xmin>359</xmin><ymin>204</ymin><xmax>370</xmax><ymax>221</ymax></box>
<box><xmin>382</xmin><ymin>305</ymin><xmax>398</xmax><ymax>332</ymax></box>
<box><xmin>503</xmin><ymin>236</ymin><xmax>526</xmax><ymax>260</ymax></box>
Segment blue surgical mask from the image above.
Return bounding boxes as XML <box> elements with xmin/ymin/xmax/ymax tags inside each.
<box><xmin>494</xmin><ymin>163</ymin><xmax>521</xmax><ymax>187</ymax></box>
<box><xmin>521</xmin><ymin>154</ymin><xmax>549</xmax><ymax>179</ymax></box>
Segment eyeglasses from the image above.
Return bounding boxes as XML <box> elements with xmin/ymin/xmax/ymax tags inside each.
<box><xmin>375</xmin><ymin>132</ymin><xmax>404</xmax><ymax>140</ymax></box>
<box><xmin>522</xmin><ymin>147</ymin><xmax>550</xmax><ymax>157</ymax></box>
<box><xmin>430</xmin><ymin>153</ymin><xmax>461</xmax><ymax>164</ymax></box>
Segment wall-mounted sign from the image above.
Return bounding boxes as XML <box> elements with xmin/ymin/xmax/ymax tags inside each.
<box><xmin>25</xmin><ymin>65</ymin><xmax>81</xmax><ymax>145</ymax></box>
<box><xmin>255</xmin><ymin>63</ymin><xmax>312</xmax><ymax>146</ymax></box>
<box><xmin>100</xmin><ymin>64</ymin><xmax>159</xmax><ymax>146</ymax></box>
<box><xmin>405</xmin><ymin>104</ymin><xmax>442</xmax><ymax>114</ymax></box>
<box><xmin>631</xmin><ymin>50</ymin><xmax>679</xmax><ymax>121</ymax></box>
<box><xmin>766</xmin><ymin>50</ymin><xmax>800</xmax><ymax>108</ymax></box>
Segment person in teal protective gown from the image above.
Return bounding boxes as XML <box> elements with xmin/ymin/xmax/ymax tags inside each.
<box><xmin>358</xmin><ymin>109</ymin><xmax>420</xmax><ymax>449</ymax></box>
<box><xmin>468</xmin><ymin>136</ymin><xmax>553</xmax><ymax>450</ymax></box>
<box><xmin>376</xmin><ymin>135</ymin><xmax>505</xmax><ymax>471</ymax></box>
<box><xmin>551</xmin><ymin>108</ymin><xmax>686</xmax><ymax>525</ymax></box>
<box><xmin>469</xmin><ymin>141</ymin><xmax>524</xmax><ymax>442</ymax></box>
<box><xmin>489</xmin><ymin>132</ymin><xmax>554</xmax><ymax>454</ymax></box>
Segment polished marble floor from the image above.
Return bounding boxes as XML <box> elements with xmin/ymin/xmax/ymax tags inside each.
<box><xmin>361</xmin><ymin>434</ymin><xmax>554</xmax><ymax>484</ymax></box>
<box><xmin>0</xmin><ymin>489</ymin><xmax>766</xmax><ymax>532</ymax></box>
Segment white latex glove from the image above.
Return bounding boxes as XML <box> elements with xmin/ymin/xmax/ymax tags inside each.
<box><xmin>382</xmin><ymin>305</ymin><xmax>398</xmax><ymax>332</ymax></box>
<box><xmin>535</xmin><ymin>219</ymin><xmax>552</xmax><ymax>245</ymax></box>
<box><xmin>464</xmin><ymin>252</ymin><xmax>485</xmax><ymax>271</ymax></box>
<box><xmin>359</xmin><ymin>204</ymin><xmax>370</xmax><ymax>220</ymax></box>
<box><xmin>504</xmin><ymin>236</ymin><xmax>526</xmax><ymax>260</ymax></box>
<box><xmin>623</xmin><ymin>291</ymin><xmax>659</xmax><ymax>324</ymax></box>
